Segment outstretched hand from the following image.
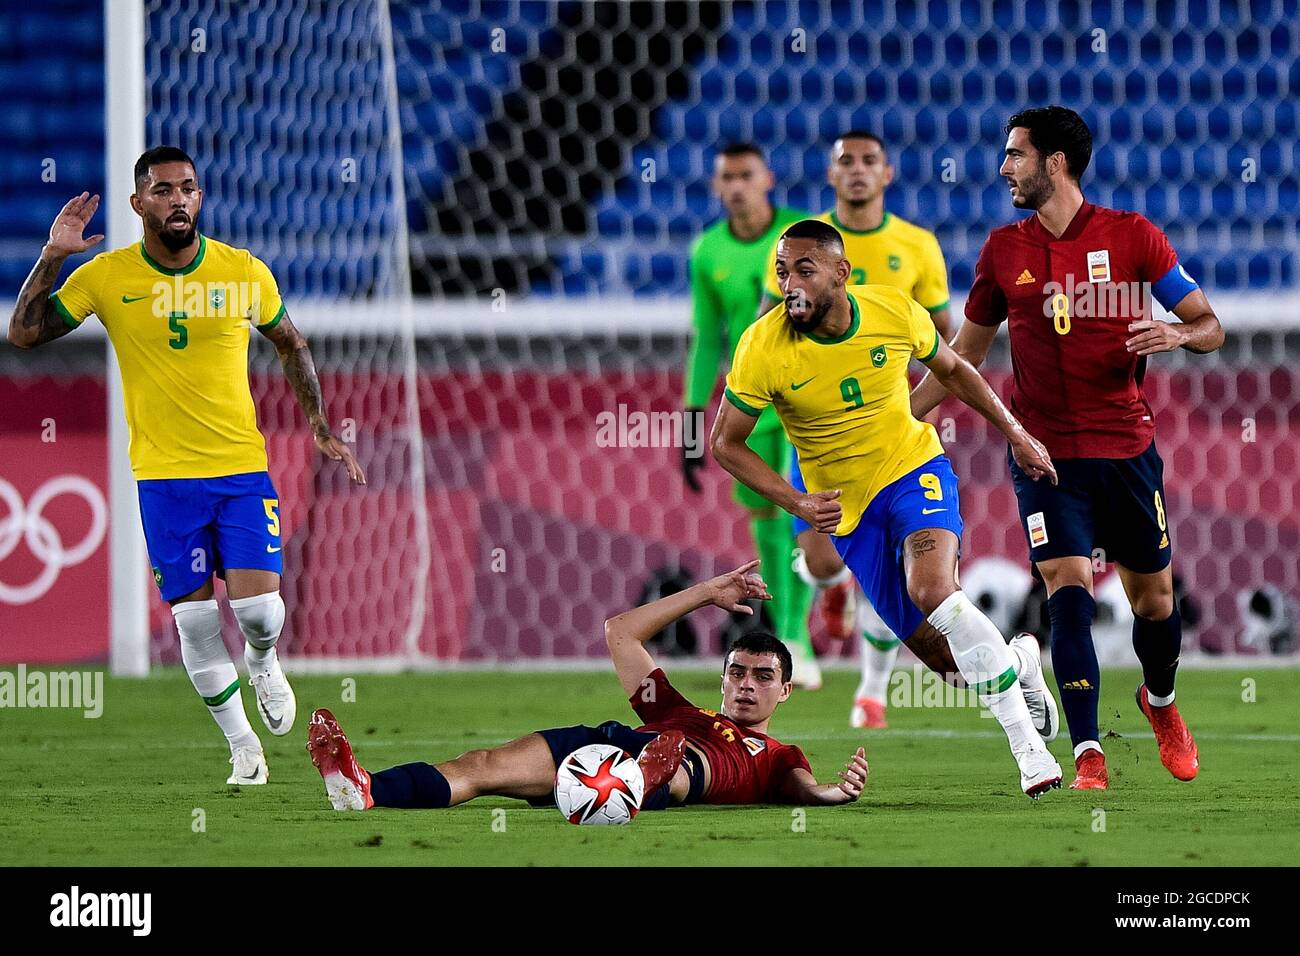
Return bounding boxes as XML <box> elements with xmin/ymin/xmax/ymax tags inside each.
<box><xmin>315</xmin><ymin>432</ymin><xmax>366</xmax><ymax>484</ymax></box>
<box><xmin>706</xmin><ymin>560</ymin><xmax>772</xmax><ymax>613</ymax></box>
<box><xmin>834</xmin><ymin>746</ymin><xmax>869</xmax><ymax>802</ymax></box>
<box><xmin>46</xmin><ymin>192</ymin><xmax>105</xmax><ymax>258</ymax></box>
<box><xmin>1010</xmin><ymin>432</ymin><xmax>1058</xmax><ymax>485</ymax></box>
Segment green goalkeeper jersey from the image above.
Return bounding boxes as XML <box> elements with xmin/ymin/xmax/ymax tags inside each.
<box><xmin>685</xmin><ymin>206</ymin><xmax>807</xmax><ymax>433</ymax></box>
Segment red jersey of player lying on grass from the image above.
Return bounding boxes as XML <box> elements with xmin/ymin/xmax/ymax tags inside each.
<box><xmin>966</xmin><ymin>201</ymin><xmax>1202</xmax><ymax>459</ymax></box>
<box><xmin>630</xmin><ymin>668</ymin><xmax>810</xmax><ymax>804</ymax></box>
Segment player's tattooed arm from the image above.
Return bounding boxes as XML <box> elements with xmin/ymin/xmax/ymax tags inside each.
<box><xmin>8</xmin><ymin>256</ymin><xmax>72</xmax><ymax>349</ymax></box>
<box><xmin>8</xmin><ymin>192</ymin><xmax>104</xmax><ymax>350</ymax></box>
<box><xmin>1126</xmin><ymin>289</ymin><xmax>1225</xmax><ymax>356</ymax></box>
<box><xmin>259</xmin><ymin>311</ymin><xmax>366</xmax><ymax>483</ymax></box>
<box><xmin>781</xmin><ymin>747</ymin><xmax>869</xmax><ymax>804</ymax></box>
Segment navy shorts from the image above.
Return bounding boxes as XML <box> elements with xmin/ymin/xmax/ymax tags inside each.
<box><xmin>832</xmin><ymin>455</ymin><xmax>965</xmax><ymax>642</ymax></box>
<box><xmin>533</xmin><ymin>720</ymin><xmax>701</xmax><ymax>810</ymax></box>
<box><xmin>1007</xmin><ymin>440</ymin><xmax>1172</xmax><ymax>574</ymax></box>
<box><xmin>136</xmin><ymin>471</ymin><xmax>283</xmax><ymax>602</ymax></box>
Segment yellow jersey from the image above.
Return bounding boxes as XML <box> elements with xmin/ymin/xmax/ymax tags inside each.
<box><xmin>765</xmin><ymin>211</ymin><xmax>950</xmax><ymax>311</ymax></box>
<box><xmin>724</xmin><ymin>285</ymin><xmax>945</xmax><ymax>535</ymax></box>
<box><xmin>51</xmin><ymin>235</ymin><xmax>285</xmax><ymax>480</ymax></box>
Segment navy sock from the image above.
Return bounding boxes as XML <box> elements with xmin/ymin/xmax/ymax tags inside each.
<box><xmin>369</xmin><ymin>762</ymin><xmax>452</xmax><ymax>809</ymax></box>
<box><xmin>1047</xmin><ymin>585</ymin><xmax>1100</xmax><ymax>747</ymax></box>
<box><xmin>639</xmin><ymin>783</ymin><xmax>672</xmax><ymax>812</ymax></box>
<box><xmin>1133</xmin><ymin>603</ymin><xmax>1182</xmax><ymax>699</ymax></box>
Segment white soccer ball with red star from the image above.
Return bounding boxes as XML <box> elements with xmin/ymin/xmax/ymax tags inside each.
<box><xmin>554</xmin><ymin>743</ymin><xmax>645</xmax><ymax>826</ymax></box>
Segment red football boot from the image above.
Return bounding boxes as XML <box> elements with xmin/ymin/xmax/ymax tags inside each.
<box><xmin>1069</xmin><ymin>748</ymin><xmax>1109</xmax><ymax>790</ymax></box>
<box><xmin>850</xmin><ymin>698</ymin><xmax>888</xmax><ymax>729</ymax></box>
<box><xmin>637</xmin><ymin>730</ymin><xmax>686</xmax><ymax>792</ymax></box>
<box><xmin>821</xmin><ymin>579</ymin><xmax>858</xmax><ymax>641</ymax></box>
<box><xmin>1136</xmin><ymin>685</ymin><xmax>1200</xmax><ymax>781</ymax></box>
<box><xmin>306</xmin><ymin>708</ymin><xmax>374</xmax><ymax>810</ymax></box>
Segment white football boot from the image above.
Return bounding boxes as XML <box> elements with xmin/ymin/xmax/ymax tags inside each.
<box><xmin>789</xmin><ymin>643</ymin><xmax>823</xmax><ymax>691</ymax></box>
<box><xmin>1010</xmin><ymin>632</ymin><xmax>1059</xmax><ymax>742</ymax></box>
<box><xmin>1017</xmin><ymin>746</ymin><xmax>1063</xmax><ymax>799</ymax></box>
<box><xmin>227</xmin><ymin>746</ymin><xmax>269</xmax><ymax>785</ymax></box>
<box><xmin>248</xmin><ymin>652</ymin><xmax>297</xmax><ymax>737</ymax></box>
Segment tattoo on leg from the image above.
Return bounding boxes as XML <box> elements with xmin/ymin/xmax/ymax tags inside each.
<box><xmin>907</xmin><ymin>530</ymin><xmax>937</xmax><ymax>560</ymax></box>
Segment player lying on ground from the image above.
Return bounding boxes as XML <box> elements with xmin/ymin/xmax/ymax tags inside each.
<box><xmin>911</xmin><ymin>107</ymin><xmax>1219</xmax><ymax>789</ymax></box>
<box><xmin>7</xmin><ymin>147</ymin><xmax>365</xmax><ymax>785</ymax></box>
<box><xmin>306</xmin><ymin>561</ymin><xmax>869</xmax><ymax>811</ymax></box>
<box><xmin>712</xmin><ymin>218</ymin><xmax>1064</xmax><ymax>798</ymax></box>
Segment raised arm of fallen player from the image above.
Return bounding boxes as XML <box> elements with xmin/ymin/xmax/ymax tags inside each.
<box><xmin>604</xmin><ymin>560</ymin><xmax>772</xmax><ymax>696</ymax></box>
<box><xmin>258</xmin><ymin>311</ymin><xmax>366</xmax><ymax>484</ymax></box>
<box><xmin>919</xmin><ymin>335</ymin><xmax>1058</xmax><ymax>485</ymax></box>
<box><xmin>1125</xmin><ymin>288</ymin><xmax>1224</xmax><ymax>356</ymax></box>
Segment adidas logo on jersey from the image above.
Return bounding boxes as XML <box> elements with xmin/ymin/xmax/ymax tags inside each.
<box><xmin>1015</xmin><ymin>269</ymin><xmax>1035</xmax><ymax>285</ymax></box>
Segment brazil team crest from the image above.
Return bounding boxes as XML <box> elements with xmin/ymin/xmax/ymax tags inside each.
<box><xmin>209</xmin><ymin>287</ymin><xmax>226</xmax><ymax>312</ymax></box>
<box><xmin>870</xmin><ymin>345</ymin><xmax>888</xmax><ymax>368</ymax></box>
<box><xmin>888</xmin><ymin>255</ymin><xmax>901</xmax><ymax>271</ymax></box>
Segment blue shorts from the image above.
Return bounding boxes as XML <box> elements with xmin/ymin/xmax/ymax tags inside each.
<box><xmin>1008</xmin><ymin>439</ymin><xmax>1172</xmax><ymax>574</ymax></box>
<box><xmin>137</xmin><ymin>471</ymin><xmax>283</xmax><ymax>602</ymax></box>
<box><xmin>831</xmin><ymin>455</ymin><xmax>964</xmax><ymax>642</ymax></box>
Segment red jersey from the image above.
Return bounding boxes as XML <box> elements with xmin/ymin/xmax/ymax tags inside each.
<box><xmin>629</xmin><ymin>669</ymin><xmax>811</xmax><ymax>805</ymax></box>
<box><xmin>966</xmin><ymin>202</ymin><xmax>1199</xmax><ymax>459</ymax></box>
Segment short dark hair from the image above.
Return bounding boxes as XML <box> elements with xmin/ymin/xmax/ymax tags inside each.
<box><xmin>779</xmin><ymin>218</ymin><xmax>845</xmax><ymax>256</ymax></box>
<box><xmin>1005</xmin><ymin>107</ymin><xmax>1092</xmax><ymax>181</ymax></box>
<box><xmin>134</xmin><ymin>146</ymin><xmax>197</xmax><ymax>188</ymax></box>
<box><xmin>724</xmin><ymin>630</ymin><xmax>793</xmax><ymax>684</ymax></box>
<box><xmin>717</xmin><ymin>142</ymin><xmax>766</xmax><ymax>163</ymax></box>
<box><xmin>834</xmin><ymin>129</ymin><xmax>887</xmax><ymax>155</ymax></box>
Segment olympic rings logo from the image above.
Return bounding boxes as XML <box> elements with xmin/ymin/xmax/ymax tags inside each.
<box><xmin>0</xmin><ymin>475</ymin><xmax>107</xmax><ymax>606</ymax></box>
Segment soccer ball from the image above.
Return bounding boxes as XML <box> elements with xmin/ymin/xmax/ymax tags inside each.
<box><xmin>554</xmin><ymin>743</ymin><xmax>644</xmax><ymax>826</ymax></box>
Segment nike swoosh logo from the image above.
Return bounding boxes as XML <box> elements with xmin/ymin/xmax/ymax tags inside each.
<box><xmin>790</xmin><ymin>377</ymin><xmax>816</xmax><ymax>390</ymax></box>
<box><xmin>259</xmin><ymin>700</ymin><xmax>283</xmax><ymax>730</ymax></box>
<box><xmin>121</xmin><ymin>294</ymin><xmax>148</xmax><ymax>303</ymax></box>
<box><xmin>921</xmin><ymin>507</ymin><xmax>946</xmax><ymax>514</ymax></box>
<box><xmin>266</xmin><ymin>545</ymin><xmax>281</xmax><ymax>553</ymax></box>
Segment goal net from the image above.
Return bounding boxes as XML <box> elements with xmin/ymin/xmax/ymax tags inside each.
<box><xmin>142</xmin><ymin>0</ymin><xmax>1300</xmax><ymax>667</ymax></box>
<box><xmin>3</xmin><ymin>0</ymin><xmax>1292</xmax><ymax>671</ymax></box>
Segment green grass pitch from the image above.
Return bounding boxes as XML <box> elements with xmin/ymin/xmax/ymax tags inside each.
<box><xmin>2</xmin><ymin>666</ymin><xmax>1297</xmax><ymax>866</ymax></box>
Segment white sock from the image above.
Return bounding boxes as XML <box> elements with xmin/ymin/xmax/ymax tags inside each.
<box><xmin>928</xmin><ymin>591</ymin><xmax>1042</xmax><ymax>759</ymax></box>
<box><xmin>173</xmin><ymin>599</ymin><xmax>259</xmax><ymax>752</ymax></box>
<box><xmin>1007</xmin><ymin>639</ymin><xmax>1031</xmax><ymax>677</ymax></box>
<box><xmin>1146</xmin><ymin>688</ymin><xmax>1175</xmax><ymax>707</ymax></box>
<box><xmin>229</xmin><ymin>592</ymin><xmax>286</xmax><ymax>674</ymax></box>
<box><xmin>1074</xmin><ymin>740</ymin><xmax>1104</xmax><ymax>759</ymax></box>
<box><xmin>855</xmin><ymin>633</ymin><xmax>900</xmax><ymax>703</ymax></box>
<box><xmin>794</xmin><ymin>551</ymin><xmax>853</xmax><ymax>591</ymax></box>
